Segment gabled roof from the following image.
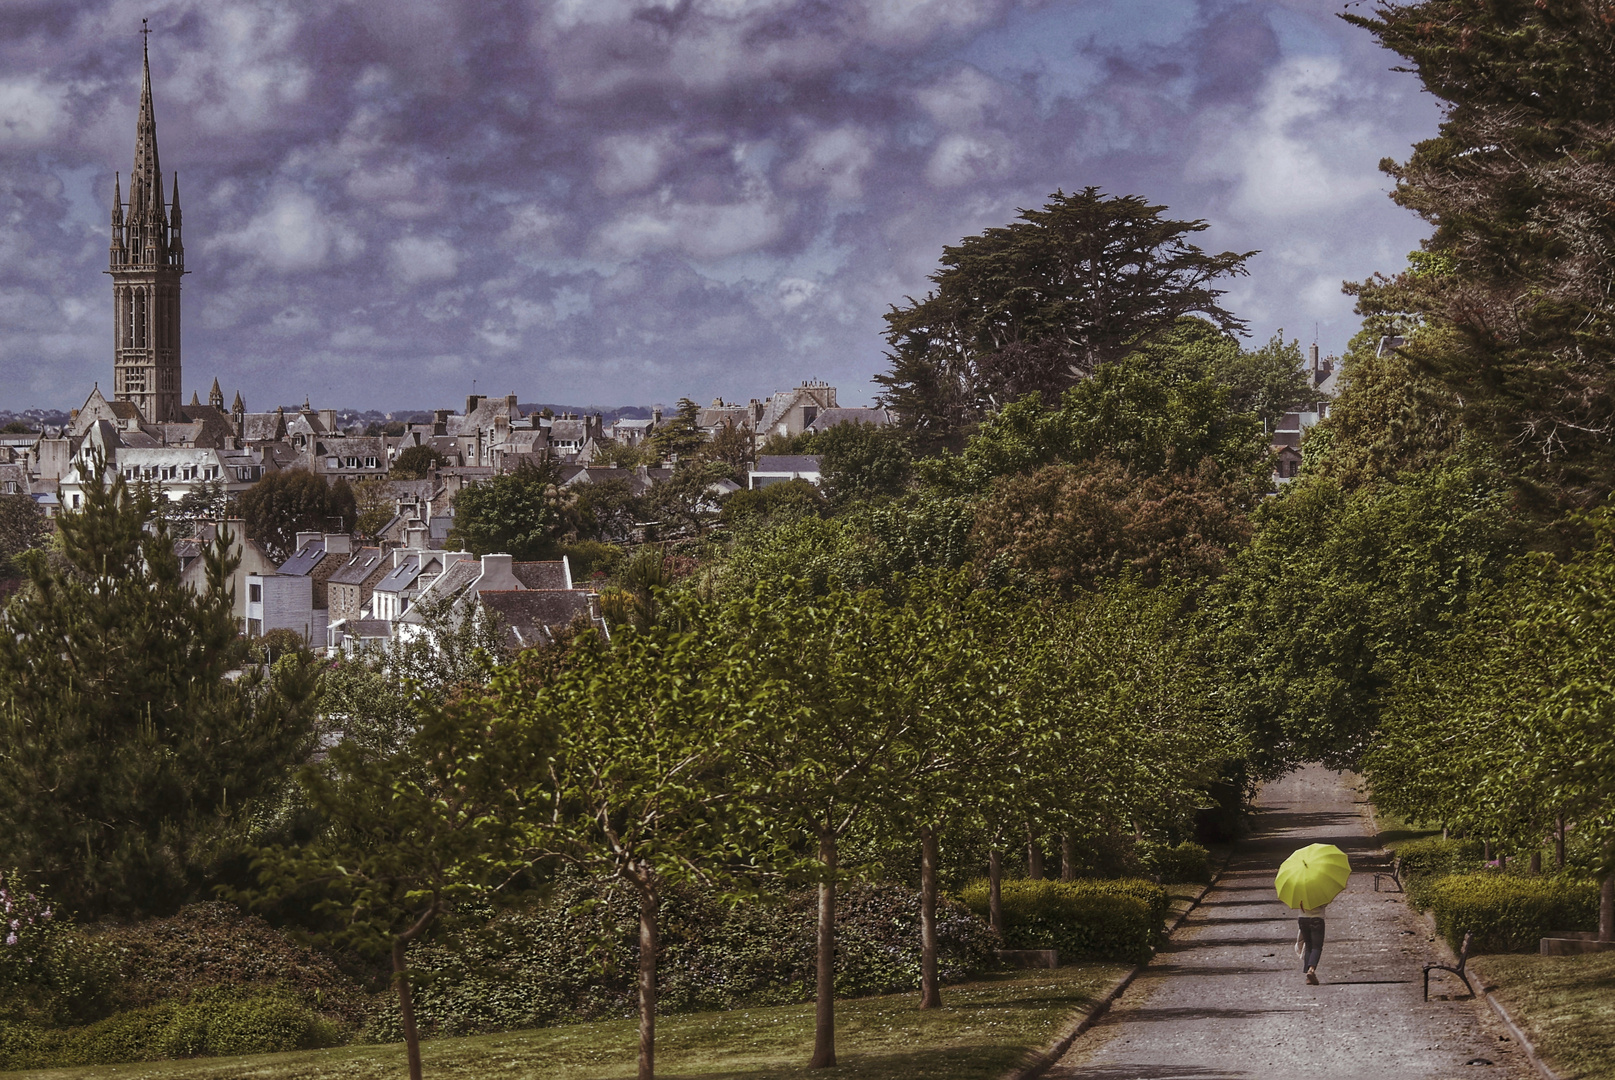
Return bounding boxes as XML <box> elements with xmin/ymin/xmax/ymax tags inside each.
<box><xmin>513</xmin><ymin>559</ymin><xmax>571</xmax><ymax>590</ymax></box>
<box><xmin>240</xmin><ymin>412</ymin><xmax>287</xmax><ymax>443</ymax></box>
<box><xmin>804</xmin><ymin>407</ymin><xmax>893</xmax><ymax>434</ymax></box>
<box><xmin>477</xmin><ymin>589</ymin><xmax>599</xmax><ymax>648</ymax></box>
<box><xmin>278</xmin><ymin>540</ymin><xmax>327</xmax><ymax>577</ymax></box>
<box><xmin>374</xmin><ymin>554</ymin><xmax>425</xmax><ymax>594</ymax></box>
<box><xmin>328</xmin><ymin>547</ymin><xmax>387</xmax><ymax>587</ymax></box>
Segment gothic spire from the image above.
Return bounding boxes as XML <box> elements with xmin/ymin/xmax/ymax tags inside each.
<box><xmin>110</xmin><ymin>172</ymin><xmax>124</xmax><ymax>227</ymax></box>
<box><xmin>130</xmin><ymin>23</ymin><xmax>163</xmax><ymax>231</ymax></box>
<box><xmin>169</xmin><ymin>172</ymin><xmax>181</xmax><ymax>229</ymax></box>
<box><xmin>209</xmin><ymin>377</ymin><xmax>223</xmax><ymax>409</ymax></box>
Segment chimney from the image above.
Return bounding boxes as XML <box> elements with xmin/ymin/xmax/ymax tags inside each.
<box><xmin>325</xmin><ymin>533</ymin><xmax>352</xmax><ymax>556</ymax></box>
<box><xmin>476</xmin><ymin>553</ymin><xmax>522</xmax><ymax>592</ymax></box>
<box><xmin>652</xmin><ymin>408</ymin><xmax>662</xmax><ymax>426</ymax></box>
<box><xmin>295</xmin><ymin>531</ymin><xmax>322</xmax><ymax>552</ymax></box>
<box><xmin>465</xmin><ymin>394</ymin><xmax>482</xmax><ymax>415</ymax></box>
<box><xmin>319</xmin><ymin>408</ymin><xmax>337</xmax><ymax>433</ymax></box>
<box><xmin>1309</xmin><ymin>342</ymin><xmax>1321</xmax><ymax>384</ymax></box>
<box><xmin>494</xmin><ymin>413</ymin><xmax>509</xmax><ymax>436</ymax></box>
<box><xmin>560</xmin><ymin>554</ymin><xmax>574</xmax><ymax>590</ymax></box>
<box><xmin>505</xmin><ymin>392</ymin><xmax>518</xmax><ymax>408</ymax></box>
<box><xmin>405</xmin><ymin>526</ymin><xmax>429</xmax><ymax>551</ymax></box>
<box><xmin>432</xmin><ymin>409</ymin><xmax>450</xmax><ymax>436</ymax></box>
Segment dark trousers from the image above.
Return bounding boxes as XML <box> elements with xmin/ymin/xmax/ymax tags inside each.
<box><xmin>1298</xmin><ymin>917</ymin><xmax>1325</xmax><ymax>971</ymax></box>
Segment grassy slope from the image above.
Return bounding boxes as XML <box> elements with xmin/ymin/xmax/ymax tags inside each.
<box><xmin>1476</xmin><ymin>953</ymin><xmax>1615</xmax><ymax>1080</ymax></box>
<box><xmin>6</xmin><ymin>963</ymin><xmax>1129</xmax><ymax>1080</ymax></box>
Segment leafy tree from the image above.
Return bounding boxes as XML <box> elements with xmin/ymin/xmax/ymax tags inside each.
<box><xmin>648</xmin><ymin>398</ymin><xmax>706</xmax><ymax>461</ymax></box>
<box><xmin>1205</xmin><ymin>456</ymin><xmax>1521</xmax><ymax>773</ymax></box>
<box><xmin>503</xmin><ymin>616</ymin><xmax>769</xmax><ymax>1080</ymax></box>
<box><xmin>815</xmin><ymin>422</ymin><xmax>913</xmax><ymax>506</ymax></box>
<box><xmin>592</xmin><ymin>439</ymin><xmax>660</xmax><ymax>470</ymax></box>
<box><xmin>154</xmin><ymin>481</ymin><xmax>230</xmax><ymax>540</ymax></box>
<box><xmin>245</xmin><ymin>691</ymin><xmax>538</xmax><ymax>1080</ymax></box>
<box><xmin>1342</xmin><ymin>1</ymin><xmax>1615</xmax><ymax>501</ymax></box>
<box><xmin>0</xmin><ymin>420</ymin><xmax>33</xmax><ymax>434</ymax></box>
<box><xmin>1305</xmin><ymin>325</ymin><xmax>1462</xmax><ymax>492</ymax></box>
<box><xmin>448</xmin><ymin>459</ymin><xmax>567</xmax><ymax>559</ymax></box>
<box><xmin>0</xmin><ymin>460</ymin><xmax>319</xmax><ymax>917</ymax></box>
<box><xmin>236</xmin><ymin>469</ymin><xmax>356</xmax><ymax>560</ymax></box>
<box><xmin>922</xmin><ymin>360</ymin><xmax>1272</xmax><ymax>502</ymax></box>
<box><xmin>1213</xmin><ymin>332</ymin><xmax>1317</xmax><ymax>428</ymax></box>
<box><xmin>703</xmin><ymin>417</ymin><xmax>755</xmax><ymax>472</ymax></box>
<box><xmin>570</xmin><ymin>476</ymin><xmax>640</xmax><ymax>543</ymax></box>
<box><xmin>876</xmin><ymin>188</ymin><xmax>1254</xmax><ymax>441</ymax></box>
<box><xmin>351</xmin><ymin>477</ymin><xmax>396</xmax><ymax>542</ymax></box>
<box><xmin>640</xmin><ymin>460</ymin><xmax>732</xmax><ymax>539</ymax></box>
<box><xmin>971</xmin><ymin>458</ymin><xmax>1252</xmax><ymax>591</ymax></box>
<box><xmin>0</xmin><ymin>494</ymin><xmax>47</xmax><ymax>580</ymax></box>
<box><xmin>719</xmin><ymin>478</ymin><xmax>827</xmax><ymax>527</ymax></box>
<box><xmin>391</xmin><ymin>444</ymin><xmax>446</xmax><ymax>479</ymax></box>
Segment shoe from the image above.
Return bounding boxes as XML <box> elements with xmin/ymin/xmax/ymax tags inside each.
<box><xmin>1306</xmin><ymin>968</ymin><xmax>1319</xmax><ymax>985</ymax></box>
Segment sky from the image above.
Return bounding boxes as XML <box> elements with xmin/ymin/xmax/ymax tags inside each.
<box><xmin>0</xmin><ymin>0</ymin><xmax>1441</xmax><ymax>414</ymax></box>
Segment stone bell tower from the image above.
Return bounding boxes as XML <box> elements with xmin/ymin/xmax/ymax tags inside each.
<box><xmin>107</xmin><ymin>24</ymin><xmax>185</xmax><ymax>424</ymax></box>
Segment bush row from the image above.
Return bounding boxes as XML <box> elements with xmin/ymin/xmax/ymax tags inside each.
<box><xmin>1395</xmin><ymin>836</ymin><xmax>1485</xmax><ymax>878</ymax></box>
<box><xmin>957</xmin><ymin>878</ymin><xmax>1170</xmax><ymax>964</ymax></box>
<box><xmin>1411</xmin><ymin>872</ymin><xmax>1599</xmax><ymax>954</ymax></box>
<box><xmin>0</xmin><ymin>987</ymin><xmax>341</xmax><ymax>1070</ymax></box>
<box><xmin>372</xmin><ymin>877</ymin><xmax>1000</xmax><ymax>1041</ymax></box>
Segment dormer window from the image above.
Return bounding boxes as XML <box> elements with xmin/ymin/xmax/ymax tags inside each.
<box><xmin>364</xmin><ymin>457</ymin><xmax>378</xmax><ymax>469</ymax></box>
<box><xmin>326</xmin><ymin>457</ymin><xmax>340</xmax><ymax>470</ymax></box>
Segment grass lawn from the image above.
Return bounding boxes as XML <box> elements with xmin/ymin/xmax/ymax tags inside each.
<box><xmin>4</xmin><ymin>963</ymin><xmax>1129</xmax><ymax>1080</ymax></box>
<box><xmin>1476</xmin><ymin>953</ymin><xmax>1615</xmax><ymax>1080</ymax></box>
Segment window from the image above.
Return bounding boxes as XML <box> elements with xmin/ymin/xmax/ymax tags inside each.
<box><xmin>326</xmin><ymin>457</ymin><xmax>340</xmax><ymax>470</ymax></box>
<box><xmin>248</xmin><ymin>583</ymin><xmax>262</xmax><ymax>603</ymax></box>
<box><xmin>344</xmin><ymin>457</ymin><xmax>359</xmax><ymax>469</ymax></box>
<box><xmin>72</xmin><ymin>494</ymin><xmax>81</xmax><ymax>508</ymax></box>
<box><xmin>1</xmin><ymin>481</ymin><xmax>16</xmax><ymax>495</ymax></box>
<box><xmin>364</xmin><ymin>457</ymin><xmax>378</xmax><ymax>468</ymax></box>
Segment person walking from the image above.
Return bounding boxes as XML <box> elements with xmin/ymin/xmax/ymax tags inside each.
<box><xmin>1275</xmin><ymin>843</ymin><xmax>1350</xmax><ymax>987</ymax></box>
<box><xmin>1295</xmin><ymin>902</ymin><xmax>1327</xmax><ymax>984</ymax></box>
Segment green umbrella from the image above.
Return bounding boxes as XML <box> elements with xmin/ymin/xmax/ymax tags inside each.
<box><xmin>1275</xmin><ymin>843</ymin><xmax>1351</xmax><ymax>910</ymax></box>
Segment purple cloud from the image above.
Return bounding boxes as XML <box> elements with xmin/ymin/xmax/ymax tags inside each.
<box><xmin>0</xmin><ymin>0</ymin><xmax>1439</xmax><ymax>413</ymax></box>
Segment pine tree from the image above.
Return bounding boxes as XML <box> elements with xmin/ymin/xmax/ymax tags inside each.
<box><xmin>0</xmin><ymin>457</ymin><xmax>319</xmax><ymax>918</ymax></box>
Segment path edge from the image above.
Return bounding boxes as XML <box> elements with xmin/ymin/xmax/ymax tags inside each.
<box><xmin>999</xmin><ymin>846</ymin><xmax>1234</xmax><ymax>1080</ymax></box>
<box><xmin>1417</xmin><ymin>911</ymin><xmax>1562</xmax><ymax>1080</ymax></box>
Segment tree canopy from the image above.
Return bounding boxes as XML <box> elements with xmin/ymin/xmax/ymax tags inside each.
<box><xmin>876</xmin><ymin>189</ymin><xmax>1254</xmax><ymax>443</ymax></box>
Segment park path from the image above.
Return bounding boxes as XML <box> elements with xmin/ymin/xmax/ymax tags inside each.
<box><xmin>1049</xmin><ymin>765</ymin><xmax>1531</xmax><ymax>1079</ymax></box>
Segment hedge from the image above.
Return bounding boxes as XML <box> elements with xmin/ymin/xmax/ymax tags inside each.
<box><xmin>1144</xmin><ymin>841</ymin><xmax>1213</xmax><ymax>885</ymax></box>
<box><xmin>1395</xmin><ymin>836</ymin><xmax>1485</xmax><ymax>877</ymax></box>
<box><xmin>373</xmin><ymin>877</ymin><xmax>1000</xmax><ymax>1040</ymax></box>
<box><xmin>1414</xmin><ymin>873</ymin><xmax>1599</xmax><ymax>954</ymax></box>
<box><xmin>0</xmin><ymin>987</ymin><xmax>341</xmax><ymax>1070</ymax></box>
<box><xmin>957</xmin><ymin>878</ymin><xmax>1169</xmax><ymax>965</ymax></box>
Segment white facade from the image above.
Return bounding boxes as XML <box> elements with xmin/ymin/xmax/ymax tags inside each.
<box><xmin>244</xmin><ymin>572</ymin><xmax>326</xmax><ymax>647</ymax></box>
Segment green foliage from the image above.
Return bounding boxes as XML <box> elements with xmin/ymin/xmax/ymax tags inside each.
<box><xmin>0</xmin><ymin>493</ymin><xmax>47</xmax><ymax>579</ymax></box>
<box><xmin>1394</xmin><ymin>837</ymin><xmax>1486</xmax><ymax>878</ymax></box>
<box><xmin>1140</xmin><ymin>842</ymin><xmax>1213</xmax><ymax>885</ymax></box>
<box><xmin>235</xmin><ymin>469</ymin><xmax>356</xmax><ymax>559</ymax></box>
<box><xmin>0</xmin><ymin>987</ymin><xmax>341</xmax><ymax>1070</ymax></box>
<box><xmin>448</xmin><ymin>459</ymin><xmax>567</xmax><ymax>559</ymax></box>
<box><xmin>924</xmin><ymin>361</ymin><xmax>1271</xmax><ymax>502</ymax></box>
<box><xmin>154</xmin><ymin>482</ymin><xmax>231</xmax><ymax>541</ymax></box>
<box><xmin>649</xmin><ymin>398</ymin><xmax>706</xmax><ymax>460</ymax></box>
<box><xmin>876</xmin><ymin>188</ymin><xmax>1253</xmax><ymax>442</ymax></box>
<box><xmin>391</xmin><ymin>444</ymin><xmax>446</xmax><ymax>480</ymax></box>
<box><xmin>1414</xmin><ymin>873</ymin><xmax>1600</xmax><ymax>955</ymax></box>
<box><xmin>0</xmin><ymin>462</ymin><xmax>320</xmax><ymax>918</ymax></box>
<box><xmin>1342</xmin><ymin>1</ymin><xmax>1615</xmax><ymax>501</ymax></box>
<box><xmin>813</xmin><ymin>423</ymin><xmax>913</xmax><ymax>506</ymax></box>
<box><xmin>1206</xmin><ymin>454</ymin><xmax>1521</xmax><ymax>772</ymax></box>
<box><xmin>376</xmin><ymin>878</ymin><xmax>996</xmax><ymax>1039</ymax></box>
<box><xmin>970</xmin><ymin>459</ymin><xmax>1251</xmax><ymax>591</ymax></box>
<box><xmin>720</xmin><ymin>479</ymin><xmax>826</xmax><ymax>527</ymax></box>
<box><xmin>957</xmin><ymin>879</ymin><xmax>1168</xmax><ymax>964</ymax></box>
<box><xmin>1213</xmin><ymin>332</ymin><xmax>1317</xmax><ymax>428</ymax></box>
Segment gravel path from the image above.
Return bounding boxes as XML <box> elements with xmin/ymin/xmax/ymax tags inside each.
<box><xmin>1050</xmin><ymin>765</ymin><xmax>1532</xmax><ymax>1079</ymax></box>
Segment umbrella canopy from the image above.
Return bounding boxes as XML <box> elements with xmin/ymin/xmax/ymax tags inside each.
<box><xmin>1275</xmin><ymin>844</ymin><xmax>1351</xmax><ymax>910</ymax></box>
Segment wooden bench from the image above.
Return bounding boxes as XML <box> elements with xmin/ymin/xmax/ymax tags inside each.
<box><xmin>1423</xmin><ymin>931</ymin><xmax>1475</xmax><ymax>1001</ymax></box>
<box><xmin>1373</xmin><ymin>855</ymin><xmax>1403</xmax><ymax>893</ymax></box>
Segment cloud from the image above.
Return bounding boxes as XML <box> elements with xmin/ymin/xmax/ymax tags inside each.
<box><xmin>0</xmin><ymin>77</ymin><xmax>70</xmax><ymax>149</ymax></box>
<box><xmin>211</xmin><ymin>189</ymin><xmax>365</xmax><ymax>273</ymax></box>
<box><xmin>595</xmin><ymin>198</ymin><xmax>787</xmax><ymax>260</ymax></box>
<box><xmin>780</xmin><ymin>125</ymin><xmax>881</xmax><ymax>200</ymax></box>
<box><xmin>388</xmin><ymin>235</ymin><xmax>460</xmax><ymax>284</ymax></box>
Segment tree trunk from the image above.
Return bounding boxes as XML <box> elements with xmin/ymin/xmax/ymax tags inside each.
<box><xmin>1483</xmin><ymin>839</ymin><xmax>1492</xmax><ymax>863</ymax></box>
<box><xmin>919</xmin><ymin>824</ymin><xmax>941</xmax><ymax>1009</ymax></box>
<box><xmin>1601</xmin><ymin>874</ymin><xmax>1614</xmax><ymax>944</ymax></box>
<box><xmin>1556</xmin><ymin>816</ymin><xmax>1566</xmax><ymax>869</ymax></box>
<box><xmin>638</xmin><ymin>886</ymin><xmax>659</xmax><ymax>1080</ymax></box>
<box><xmin>1027</xmin><ymin>827</ymin><xmax>1044</xmax><ymax>880</ymax></box>
<box><xmin>988</xmin><ymin>848</ymin><xmax>1005</xmax><ymax>939</ymax></box>
<box><xmin>1442</xmin><ymin>825</ymin><xmax>1449</xmax><ymax>841</ymax></box>
<box><xmin>1530</xmin><ymin>851</ymin><xmax>1542</xmax><ymax>874</ymax></box>
<box><xmin>810</xmin><ymin>832</ymin><xmax>837</xmax><ymax>1069</ymax></box>
<box><xmin>1060</xmin><ymin>834</ymin><xmax>1075</xmax><ymax>881</ymax></box>
<box><xmin>392</xmin><ymin>939</ymin><xmax>423</xmax><ymax>1080</ymax></box>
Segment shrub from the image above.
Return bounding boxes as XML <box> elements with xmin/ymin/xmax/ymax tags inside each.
<box><xmin>375</xmin><ymin>877</ymin><xmax>998</xmax><ymax>1040</ymax></box>
<box><xmin>1395</xmin><ymin>836</ymin><xmax>1485</xmax><ymax>876</ymax></box>
<box><xmin>1143</xmin><ymin>841</ymin><xmax>1214</xmax><ymax>884</ymax></box>
<box><xmin>1415</xmin><ymin>873</ymin><xmax>1600</xmax><ymax>954</ymax></box>
<box><xmin>0</xmin><ymin>988</ymin><xmax>340</xmax><ymax>1070</ymax></box>
<box><xmin>957</xmin><ymin>878</ymin><xmax>1169</xmax><ymax>964</ymax></box>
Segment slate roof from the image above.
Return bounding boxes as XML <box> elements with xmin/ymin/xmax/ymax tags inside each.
<box><xmin>240</xmin><ymin>412</ymin><xmax>287</xmax><ymax>442</ymax></box>
<box><xmin>755</xmin><ymin>455</ymin><xmax>823</xmax><ymax>473</ymax></box>
<box><xmin>804</xmin><ymin>407</ymin><xmax>893</xmax><ymax>434</ymax></box>
<box><xmin>375</xmin><ymin>554</ymin><xmax>425</xmax><ymax>594</ymax></box>
<box><xmin>278</xmin><ymin>540</ymin><xmax>327</xmax><ymax>577</ymax></box>
<box><xmin>478</xmin><ymin>589</ymin><xmax>598</xmax><ymax>648</ymax></box>
<box><xmin>329</xmin><ymin>547</ymin><xmax>386</xmax><ymax>586</ymax></box>
<box><xmin>513</xmin><ymin>559</ymin><xmax>571</xmax><ymax>590</ymax></box>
